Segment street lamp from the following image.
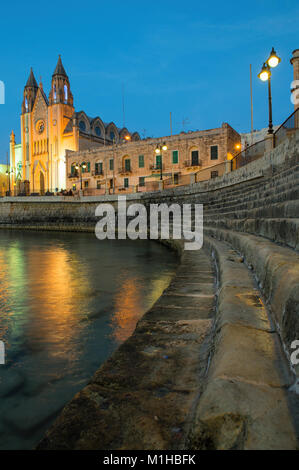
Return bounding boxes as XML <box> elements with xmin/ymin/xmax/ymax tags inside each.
<box><xmin>75</xmin><ymin>162</ymin><xmax>87</xmax><ymax>190</ymax></box>
<box><xmin>5</xmin><ymin>167</ymin><xmax>13</xmax><ymax>196</ymax></box>
<box><xmin>155</xmin><ymin>142</ymin><xmax>168</xmax><ymax>180</ymax></box>
<box><xmin>258</xmin><ymin>48</ymin><xmax>281</xmax><ymax>135</ymax></box>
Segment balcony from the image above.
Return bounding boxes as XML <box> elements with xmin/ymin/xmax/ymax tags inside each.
<box><xmin>92</xmin><ymin>170</ymin><xmax>104</xmax><ymax>177</ymax></box>
<box><xmin>68</xmin><ymin>172</ymin><xmax>79</xmax><ymax>178</ymax></box>
<box><xmin>150</xmin><ymin>164</ymin><xmax>165</xmax><ymax>172</ymax></box>
<box><xmin>118</xmin><ymin>166</ymin><xmax>132</xmax><ymax>175</ymax></box>
<box><xmin>184</xmin><ymin>159</ymin><xmax>202</xmax><ymax>168</ymax></box>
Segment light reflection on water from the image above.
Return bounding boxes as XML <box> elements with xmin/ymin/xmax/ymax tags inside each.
<box><xmin>0</xmin><ymin>230</ymin><xmax>178</xmax><ymax>449</ymax></box>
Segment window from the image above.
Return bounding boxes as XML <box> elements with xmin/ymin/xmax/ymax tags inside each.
<box><xmin>79</xmin><ymin>120</ymin><xmax>86</xmax><ymax>132</ymax></box>
<box><xmin>64</xmin><ymin>84</ymin><xmax>68</xmax><ymax>103</ymax></box>
<box><xmin>109</xmin><ymin>159</ymin><xmax>114</xmax><ymax>171</ymax></box>
<box><xmin>139</xmin><ymin>176</ymin><xmax>145</xmax><ymax>187</ymax></box>
<box><xmin>53</xmin><ymin>84</ymin><xmax>56</xmax><ymax>102</ymax></box>
<box><xmin>109</xmin><ymin>179</ymin><xmax>113</xmax><ymax>189</ymax></box>
<box><xmin>124</xmin><ymin>177</ymin><xmax>129</xmax><ymax>188</ymax></box>
<box><xmin>25</xmin><ymin>97</ymin><xmax>28</xmax><ymax>112</ymax></box>
<box><xmin>156</xmin><ymin>155</ymin><xmax>162</xmax><ymax>168</ymax></box>
<box><xmin>139</xmin><ymin>155</ymin><xmax>144</xmax><ymax>168</ymax></box>
<box><xmin>124</xmin><ymin>159</ymin><xmax>131</xmax><ymax>172</ymax></box>
<box><xmin>95</xmin><ymin>126</ymin><xmax>101</xmax><ymax>137</ymax></box>
<box><xmin>95</xmin><ymin>162</ymin><xmax>103</xmax><ymax>175</ymax></box>
<box><xmin>84</xmin><ymin>181</ymin><xmax>89</xmax><ymax>188</ymax></box>
<box><xmin>110</xmin><ymin>131</ymin><xmax>115</xmax><ymax>141</ymax></box>
<box><xmin>211</xmin><ymin>171</ymin><xmax>218</xmax><ymax>178</ymax></box>
<box><xmin>71</xmin><ymin>164</ymin><xmax>77</xmax><ymax>176</ymax></box>
<box><xmin>172</xmin><ymin>150</ymin><xmax>179</xmax><ymax>164</ymax></box>
<box><xmin>211</xmin><ymin>145</ymin><xmax>218</xmax><ymax>160</ymax></box>
<box><xmin>82</xmin><ymin>162</ymin><xmax>90</xmax><ymax>173</ymax></box>
<box><xmin>97</xmin><ymin>181</ymin><xmax>101</xmax><ymax>189</ymax></box>
<box><xmin>191</xmin><ymin>150</ymin><xmax>199</xmax><ymax>166</ymax></box>
<box><xmin>174</xmin><ymin>173</ymin><xmax>179</xmax><ymax>185</ymax></box>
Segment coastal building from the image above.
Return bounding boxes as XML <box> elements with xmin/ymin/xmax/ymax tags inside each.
<box><xmin>9</xmin><ymin>56</ymin><xmax>140</xmax><ymax>194</ymax></box>
<box><xmin>66</xmin><ymin>123</ymin><xmax>241</xmax><ymax>194</ymax></box>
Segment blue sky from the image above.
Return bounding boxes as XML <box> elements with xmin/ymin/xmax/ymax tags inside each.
<box><xmin>0</xmin><ymin>0</ymin><xmax>298</xmax><ymax>163</ymax></box>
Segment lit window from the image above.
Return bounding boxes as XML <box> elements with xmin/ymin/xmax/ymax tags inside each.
<box><xmin>64</xmin><ymin>84</ymin><xmax>68</xmax><ymax>102</ymax></box>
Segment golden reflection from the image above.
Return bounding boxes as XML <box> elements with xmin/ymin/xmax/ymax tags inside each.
<box><xmin>111</xmin><ymin>273</ymin><xmax>173</xmax><ymax>343</ymax></box>
<box><xmin>112</xmin><ymin>277</ymin><xmax>142</xmax><ymax>343</ymax></box>
<box><xmin>25</xmin><ymin>246</ymin><xmax>91</xmax><ymax>359</ymax></box>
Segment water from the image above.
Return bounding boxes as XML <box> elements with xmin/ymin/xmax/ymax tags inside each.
<box><xmin>0</xmin><ymin>230</ymin><xmax>178</xmax><ymax>449</ymax></box>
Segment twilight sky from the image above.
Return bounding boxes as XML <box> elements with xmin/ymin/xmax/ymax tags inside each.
<box><xmin>0</xmin><ymin>0</ymin><xmax>298</xmax><ymax>163</ymax></box>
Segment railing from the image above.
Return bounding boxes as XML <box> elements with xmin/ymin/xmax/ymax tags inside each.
<box><xmin>274</xmin><ymin>108</ymin><xmax>299</xmax><ymax>147</ymax></box>
<box><xmin>195</xmin><ymin>161</ymin><xmax>227</xmax><ymax>181</ymax></box>
<box><xmin>184</xmin><ymin>159</ymin><xmax>201</xmax><ymax>167</ymax></box>
<box><xmin>68</xmin><ymin>172</ymin><xmax>79</xmax><ymax>178</ymax></box>
<box><xmin>230</xmin><ymin>139</ymin><xmax>266</xmax><ymax>170</ymax></box>
<box><xmin>92</xmin><ymin>170</ymin><xmax>104</xmax><ymax>176</ymax></box>
<box><xmin>118</xmin><ymin>167</ymin><xmax>132</xmax><ymax>174</ymax></box>
<box><xmin>163</xmin><ymin>173</ymin><xmax>193</xmax><ymax>188</ymax></box>
<box><xmin>150</xmin><ymin>164</ymin><xmax>165</xmax><ymax>171</ymax></box>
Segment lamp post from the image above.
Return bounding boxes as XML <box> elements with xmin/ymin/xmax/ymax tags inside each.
<box><xmin>258</xmin><ymin>48</ymin><xmax>281</xmax><ymax>135</ymax></box>
<box><xmin>75</xmin><ymin>162</ymin><xmax>87</xmax><ymax>190</ymax></box>
<box><xmin>5</xmin><ymin>167</ymin><xmax>13</xmax><ymax>196</ymax></box>
<box><xmin>155</xmin><ymin>142</ymin><xmax>168</xmax><ymax>180</ymax></box>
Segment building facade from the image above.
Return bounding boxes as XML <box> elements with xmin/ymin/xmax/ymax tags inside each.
<box><xmin>66</xmin><ymin>123</ymin><xmax>241</xmax><ymax>194</ymax></box>
<box><xmin>9</xmin><ymin>56</ymin><xmax>140</xmax><ymax>194</ymax></box>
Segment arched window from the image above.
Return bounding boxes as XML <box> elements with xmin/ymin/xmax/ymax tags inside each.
<box><xmin>110</xmin><ymin>131</ymin><xmax>115</xmax><ymax>141</ymax></box>
<box><xmin>53</xmin><ymin>84</ymin><xmax>57</xmax><ymax>102</ymax></box>
<box><xmin>95</xmin><ymin>126</ymin><xmax>101</xmax><ymax>137</ymax></box>
<box><xmin>25</xmin><ymin>97</ymin><xmax>28</xmax><ymax>112</ymax></box>
<box><xmin>64</xmin><ymin>84</ymin><xmax>68</xmax><ymax>103</ymax></box>
<box><xmin>79</xmin><ymin>120</ymin><xmax>86</xmax><ymax>132</ymax></box>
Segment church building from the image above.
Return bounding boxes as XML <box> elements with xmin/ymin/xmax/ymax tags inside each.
<box><xmin>9</xmin><ymin>56</ymin><xmax>140</xmax><ymax>194</ymax></box>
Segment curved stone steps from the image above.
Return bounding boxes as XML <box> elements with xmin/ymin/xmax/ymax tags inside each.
<box><xmin>188</xmin><ymin>235</ymin><xmax>298</xmax><ymax>450</ymax></box>
<box><xmin>204</xmin><ymin>218</ymin><xmax>299</xmax><ymax>250</ymax></box>
<box><xmin>204</xmin><ymin>226</ymin><xmax>299</xmax><ymax>391</ymax></box>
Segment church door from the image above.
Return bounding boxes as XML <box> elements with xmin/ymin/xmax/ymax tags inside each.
<box><xmin>40</xmin><ymin>171</ymin><xmax>45</xmax><ymax>196</ymax></box>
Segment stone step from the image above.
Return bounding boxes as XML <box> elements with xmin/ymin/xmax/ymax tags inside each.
<box><xmin>188</xmin><ymin>235</ymin><xmax>298</xmax><ymax>450</ymax></box>
<box><xmin>204</xmin><ymin>226</ymin><xmax>299</xmax><ymax>394</ymax></box>
<box><xmin>204</xmin><ymin>218</ymin><xmax>299</xmax><ymax>250</ymax></box>
<box><xmin>204</xmin><ymin>200</ymin><xmax>299</xmax><ymax>219</ymax></box>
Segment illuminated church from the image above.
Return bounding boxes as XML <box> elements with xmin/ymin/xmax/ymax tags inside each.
<box><xmin>9</xmin><ymin>56</ymin><xmax>140</xmax><ymax>194</ymax></box>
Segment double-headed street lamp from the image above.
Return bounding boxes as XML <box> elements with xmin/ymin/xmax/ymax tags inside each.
<box><xmin>155</xmin><ymin>142</ymin><xmax>168</xmax><ymax>180</ymax></box>
<box><xmin>75</xmin><ymin>162</ymin><xmax>87</xmax><ymax>190</ymax></box>
<box><xmin>258</xmin><ymin>47</ymin><xmax>281</xmax><ymax>135</ymax></box>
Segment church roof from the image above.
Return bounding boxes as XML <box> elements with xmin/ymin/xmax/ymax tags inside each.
<box><xmin>25</xmin><ymin>68</ymin><xmax>38</xmax><ymax>88</ymax></box>
<box><xmin>53</xmin><ymin>55</ymin><xmax>67</xmax><ymax>77</ymax></box>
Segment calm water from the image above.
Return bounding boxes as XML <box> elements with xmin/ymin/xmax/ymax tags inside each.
<box><xmin>0</xmin><ymin>230</ymin><xmax>178</xmax><ymax>450</ymax></box>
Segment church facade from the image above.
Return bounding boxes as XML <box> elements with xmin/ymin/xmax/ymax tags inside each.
<box><xmin>9</xmin><ymin>56</ymin><xmax>140</xmax><ymax>194</ymax></box>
